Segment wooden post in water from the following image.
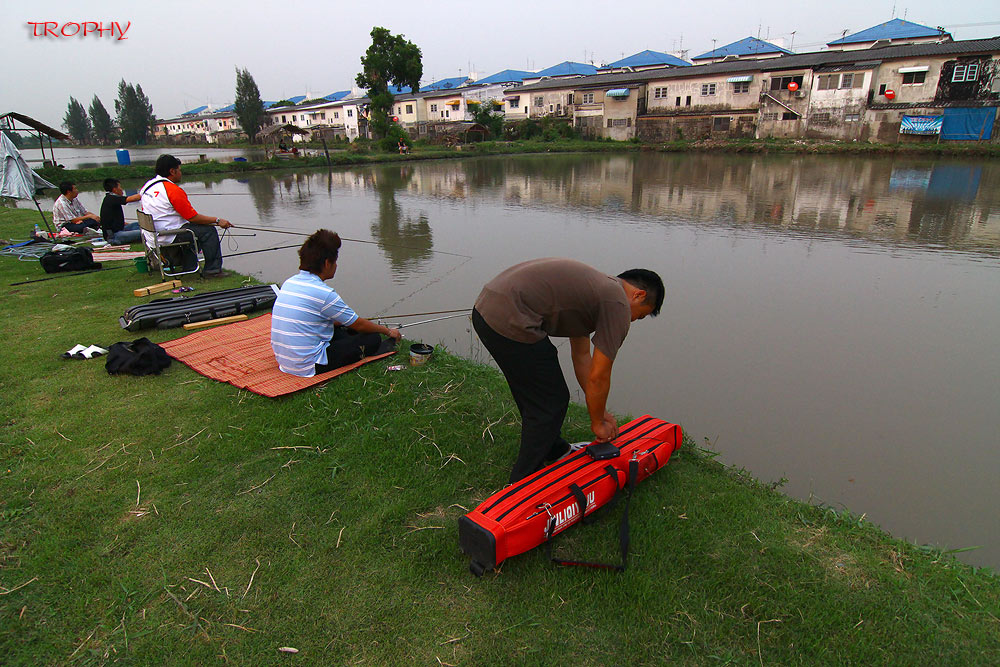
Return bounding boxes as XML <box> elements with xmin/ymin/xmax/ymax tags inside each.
<box><xmin>321</xmin><ymin>137</ymin><xmax>332</xmax><ymax>167</ymax></box>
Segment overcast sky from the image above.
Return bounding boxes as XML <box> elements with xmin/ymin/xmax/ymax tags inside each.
<box><xmin>3</xmin><ymin>0</ymin><xmax>997</xmax><ymax>129</ymax></box>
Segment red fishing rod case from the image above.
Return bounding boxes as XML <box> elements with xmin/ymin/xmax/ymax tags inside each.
<box><xmin>459</xmin><ymin>415</ymin><xmax>681</xmax><ymax>576</ymax></box>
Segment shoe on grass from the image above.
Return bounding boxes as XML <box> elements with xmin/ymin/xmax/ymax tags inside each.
<box><xmin>62</xmin><ymin>344</ymin><xmax>87</xmax><ymax>359</ymax></box>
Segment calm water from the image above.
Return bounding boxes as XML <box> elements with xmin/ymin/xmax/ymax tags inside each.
<box><xmin>73</xmin><ymin>153</ymin><xmax>1000</xmax><ymax>568</ymax></box>
<box><xmin>22</xmin><ymin>146</ymin><xmax>265</xmax><ymax>169</ymax></box>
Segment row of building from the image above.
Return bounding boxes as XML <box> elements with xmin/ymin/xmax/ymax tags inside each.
<box><xmin>153</xmin><ymin>19</ymin><xmax>1000</xmax><ymax>145</ymax></box>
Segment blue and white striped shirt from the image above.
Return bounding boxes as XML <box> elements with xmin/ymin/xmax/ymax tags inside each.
<box><xmin>271</xmin><ymin>271</ymin><xmax>359</xmax><ymax>377</ymax></box>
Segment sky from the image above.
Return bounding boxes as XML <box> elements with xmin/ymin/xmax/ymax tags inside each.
<box><xmin>2</xmin><ymin>0</ymin><xmax>998</xmax><ymax>129</ymax></box>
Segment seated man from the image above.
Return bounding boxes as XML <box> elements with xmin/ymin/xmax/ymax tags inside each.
<box><xmin>271</xmin><ymin>229</ymin><xmax>401</xmax><ymax>377</ymax></box>
<box><xmin>100</xmin><ymin>178</ymin><xmax>142</xmax><ymax>245</ymax></box>
<box><xmin>139</xmin><ymin>154</ymin><xmax>232</xmax><ymax>278</ymax></box>
<box><xmin>52</xmin><ymin>181</ymin><xmax>101</xmax><ymax>233</ymax></box>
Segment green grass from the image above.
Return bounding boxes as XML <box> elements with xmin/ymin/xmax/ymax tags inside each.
<box><xmin>1</xmin><ymin>206</ymin><xmax>998</xmax><ymax>665</ymax></box>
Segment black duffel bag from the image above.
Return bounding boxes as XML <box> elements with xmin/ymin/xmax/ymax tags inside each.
<box><xmin>105</xmin><ymin>338</ymin><xmax>172</xmax><ymax>376</ymax></box>
<box><xmin>40</xmin><ymin>247</ymin><xmax>102</xmax><ymax>273</ymax></box>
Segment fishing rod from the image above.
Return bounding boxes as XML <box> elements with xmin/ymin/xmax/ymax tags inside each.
<box><xmin>380</xmin><ymin>313</ymin><xmax>469</xmax><ymax>329</ymax></box>
<box><xmin>9</xmin><ymin>265</ymin><xmax>130</xmax><ymax>286</ymax></box>
<box><xmin>225</xmin><ymin>243</ymin><xmax>300</xmax><ymax>258</ymax></box>
<box><xmin>377</xmin><ymin>308</ymin><xmax>469</xmax><ymax>319</ymax></box>
<box><xmin>233</xmin><ymin>225</ymin><xmax>472</xmax><ymax>259</ymax></box>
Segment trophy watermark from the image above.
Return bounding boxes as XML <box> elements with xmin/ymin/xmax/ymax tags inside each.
<box><xmin>27</xmin><ymin>22</ymin><xmax>131</xmax><ymax>41</ymax></box>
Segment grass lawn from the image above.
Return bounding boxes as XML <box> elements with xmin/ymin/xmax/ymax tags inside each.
<box><xmin>1</xmin><ymin>206</ymin><xmax>998</xmax><ymax>665</ymax></box>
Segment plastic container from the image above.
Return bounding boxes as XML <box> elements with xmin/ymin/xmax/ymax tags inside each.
<box><xmin>133</xmin><ymin>256</ymin><xmax>148</xmax><ymax>273</ymax></box>
<box><xmin>116</xmin><ymin>149</ymin><xmax>131</xmax><ymax>166</ymax></box>
<box><xmin>409</xmin><ymin>343</ymin><xmax>433</xmax><ymax>366</ymax></box>
<box><xmin>233</xmin><ymin>157</ymin><xmax>247</xmax><ymax>162</ymax></box>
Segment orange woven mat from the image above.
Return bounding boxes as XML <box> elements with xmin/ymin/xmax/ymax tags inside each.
<box><xmin>160</xmin><ymin>313</ymin><xmax>395</xmax><ymax>397</ymax></box>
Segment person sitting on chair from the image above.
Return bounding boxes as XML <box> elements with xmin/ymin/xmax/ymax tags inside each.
<box><xmin>52</xmin><ymin>181</ymin><xmax>101</xmax><ymax>234</ymax></box>
<box><xmin>139</xmin><ymin>154</ymin><xmax>233</xmax><ymax>278</ymax></box>
<box><xmin>100</xmin><ymin>178</ymin><xmax>142</xmax><ymax>245</ymax></box>
<box><xmin>271</xmin><ymin>229</ymin><xmax>401</xmax><ymax>377</ymax></box>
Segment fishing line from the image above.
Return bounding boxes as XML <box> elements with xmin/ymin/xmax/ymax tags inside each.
<box><xmin>373</xmin><ymin>256</ymin><xmax>473</xmax><ymax>318</ymax></box>
<box><xmin>234</xmin><ymin>225</ymin><xmax>473</xmax><ymax>259</ymax></box>
<box><xmin>375</xmin><ymin>308</ymin><xmax>469</xmax><ymax>319</ymax></box>
<box><xmin>379</xmin><ymin>313</ymin><xmax>469</xmax><ymax>329</ymax></box>
<box><xmin>9</xmin><ymin>265</ymin><xmax>130</xmax><ymax>286</ymax></box>
<box><xmin>225</xmin><ymin>243</ymin><xmax>300</xmax><ymax>258</ymax></box>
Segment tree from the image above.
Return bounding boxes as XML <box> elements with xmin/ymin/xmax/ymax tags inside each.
<box><xmin>234</xmin><ymin>67</ymin><xmax>265</xmax><ymax>142</ymax></box>
<box><xmin>115</xmin><ymin>80</ymin><xmax>155</xmax><ymax>146</ymax></box>
<box><xmin>63</xmin><ymin>97</ymin><xmax>91</xmax><ymax>144</ymax></box>
<box><xmin>356</xmin><ymin>26</ymin><xmax>422</xmax><ymax>139</ymax></box>
<box><xmin>2</xmin><ymin>129</ymin><xmax>24</xmax><ymax>148</ymax></box>
<box><xmin>469</xmin><ymin>100</ymin><xmax>505</xmax><ymax>139</ymax></box>
<box><xmin>89</xmin><ymin>95</ymin><xmax>115</xmax><ymax>145</ymax></box>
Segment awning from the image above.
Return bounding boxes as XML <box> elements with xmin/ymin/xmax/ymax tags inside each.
<box><xmin>447</xmin><ymin>100</ymin><xmax>461</xmax><ymax>106</ymax></box>
<box><xmin>605</xmin><ymin>88</ymin><xmax>631</xmax><ymax>98</ymax></box>
<box><xmin>727</xmin><ymin>75</ymin><xmax>753</xmax><ymax>83</ymax></box>
<box><xmin>898</xmin><ymin>66</ymin><xmax>929</xmax><ymax>73</ymax></box>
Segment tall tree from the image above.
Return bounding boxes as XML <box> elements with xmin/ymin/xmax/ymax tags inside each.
<box><xmin>63</xmin><ymin>97</ymin><xmax>91</xmax><ymax>144</ymax></box>
<box><xmin>115</xmin><ymin>80</ymin><xmax>155</xmax><ymax>145</ymax></box>
<box><xmin>89</xmin><ymin>95</ymin><xmax>115</xmax><ymax>145</ymax></box>
<box><xmin>234</xmin><ymin>67</ymin><xmax>265</xmax><ymax>142</ymax></box>
<box><xmin>2</xmin><ymin>129</ymin><xmax>24</xmax><ymax>148</ymax></box>
<box><xmin>356</xmin><ymin>27</ymin><xmax>422</xmax><ymax>138</ymax></box>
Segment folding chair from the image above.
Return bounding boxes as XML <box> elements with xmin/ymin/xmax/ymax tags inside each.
<box><xmin>136</xmin><ymin>210</ymin><xmax>202</xmax><ymax>281</ymax></box>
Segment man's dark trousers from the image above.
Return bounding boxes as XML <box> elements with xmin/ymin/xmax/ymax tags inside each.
<box><xmin>165</xmin><ymin>223</ymin><xmax>223</xmax><ymax>274</ymax></box>
<box><xmin>472</xmin><ymin>308</ymin><xmax>570</xmax><ymax>483</ymax></box>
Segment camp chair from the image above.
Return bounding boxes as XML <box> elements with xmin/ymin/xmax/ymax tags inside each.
<box><xmin>136</xmin><ymin>210</ymin><xmax>202</xmax><ymax>281</ymax></box>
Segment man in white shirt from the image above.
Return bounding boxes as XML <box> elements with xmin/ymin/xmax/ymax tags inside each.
<box><xmin>52</xmin><ymin>181</ymin><xmax>101</xmax><ymax>233</ymax></box>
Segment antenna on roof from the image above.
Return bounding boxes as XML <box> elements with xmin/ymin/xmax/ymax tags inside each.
<box><xmin>790</xmin><ymin>31</ymin><xmax>796</xmax><ymax>51</ymax></box>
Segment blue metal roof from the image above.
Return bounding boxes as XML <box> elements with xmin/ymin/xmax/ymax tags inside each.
<box><xmin>534</xmin><ymin>61</ymin><xmax>598</xmax><ymax>78</ymax></box>
<box><xmin>606</xmin><ymin>50</ymin><xmax>690</xmax><ymax>69</ymax></box>
<box><xmin>692</xmin><ymin>37</ymin><xmax>792</xmax><ymax>61</ymax></box>
<box><xmin>423</xmin><ymin>76</ymin><xmax>470</xmax><ymax>91</ymax></box>
<box><xmin>389</xmin><ymin>84</ymin><xmax>413</xmax><ymax>94</ymax></box>
<box><xmin>181</xmin><ymin>105</ymin><xmax>208</xmax><ymax>116</ymax></box>
<box><xmin>828</xmin><ymin>19</ymin><xmax>947</xmax><ymax>45</ymax></box>
<box><xmin>215</xmin><ymin>104</ymin><xmax>235</xmax><ymax>113</ymax></box>
<box><xmin>476</xmin><ymin>69</ymin><xmax>535</xmax><ymax>84</ymax></box>
<box><xmin>323</xmin><ymin>90</ymin><xmax>350</xmax><ymax>102</ymax></box>
<box><xmin>287</xmin><ymin>95</ymin><xmax>306</xmax><ymax>104</ymax></box>
<box><xmin>262</xmin><ymin>101</ymin><xmax>278</xmax><ymax>109</ymax></box>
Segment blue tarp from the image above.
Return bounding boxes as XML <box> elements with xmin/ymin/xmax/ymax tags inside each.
<box><xmin>900</xmin><ymin>115</ymin><xmax>942</xmax><ymax>135</ymax></box>
<box><xmin>940</xmin><ymin>107</ymin><xmax>996</xmax><ymax>141</ymax></box>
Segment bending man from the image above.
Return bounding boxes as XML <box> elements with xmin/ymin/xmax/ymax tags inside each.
<box><xmin>472</xmin><ymin>258</ymin><xmax>664</xmax><ymax>483</ymax></box>
<box><xmin>271</xmin><ymin>229</ymin><xmax>402</xmax><ymax>377</ymax></box>
<box><xmin>139</xmin><ymin>154</ymin><xmax>232</xmax><ymax>278</ymax></box>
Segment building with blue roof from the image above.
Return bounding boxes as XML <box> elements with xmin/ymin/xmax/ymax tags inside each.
<box><xmin>530</xmin><ymin>61</ymin><xmax>598</xmax><ymax>80</ymax></box>
<box><xmin>601</xmin><ymin>50</ymin><xmax>690</xmax><ymax>72</ymax></box>
<box><xmin>692</xmin><ymin>37</ymin><xmax>792</xmax><ymax>63</ymax></box>
<box><xmin>423</xmin><ymin>76</ymin><xmax>471</xmax><ymax>91</ymax></box>
<box><xmin>181</xmin><ymin>105</ymin><xmax>208</xmax><ymax>116</ymax></box>
<box><xmin>476</xmin><ymin>69</ymin><xmax>535</xmax><ymax>85</ymax></box>
<box><xmin>323</xmin><ymin>90</ymin><xmax>351</xmax><ymax>102</ymax></box>
<box><xmin>826</xmin><ymin>19</ymin><xmax>950</xmax><ymax>50</ymax></box>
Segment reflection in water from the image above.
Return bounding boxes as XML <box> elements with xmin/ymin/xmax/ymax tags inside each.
<box><xmin>246</xmin><ymin>175</ymin><xmax>276</xmax><ymax>219</ymax></box>
<box><xmin>370</xmin><ymin>165</ymin><xmax>433</xmax><ymax>280</ymax></box>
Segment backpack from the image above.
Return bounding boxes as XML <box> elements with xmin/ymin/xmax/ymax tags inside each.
<box><xmin>39</xmin><ymin>247</ymin><xmax>101</xmax><ymax>273</ymax></box>
<box><xmin>104</xmin><ymin>338</ymin><xmax>172</xmax><ymax>376</ymax></box>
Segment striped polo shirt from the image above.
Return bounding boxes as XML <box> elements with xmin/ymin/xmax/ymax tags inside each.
<box><xmin>271</xmin><ymin>271</ymin><xmax>359</xmax><ymax>377</ymax></box>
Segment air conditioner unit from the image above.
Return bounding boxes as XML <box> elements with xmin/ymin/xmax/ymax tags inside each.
<box><xmin>794</xmin><ymin>90</ymin><xmax>806</xmax><ymax>98</ymax></box>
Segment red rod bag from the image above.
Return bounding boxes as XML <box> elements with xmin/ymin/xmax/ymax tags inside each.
<box><xmin>459</xmin><ymin>415</ymin><xmax>681</xmax><ymax>575</ymax></box>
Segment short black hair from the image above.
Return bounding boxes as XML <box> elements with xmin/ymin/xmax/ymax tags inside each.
<box><xmin>154</xmin><ymin>154</ymin><xmax>182</xmax><ymax>177</ymax></box>
<box><xmin>618</xmin><ymin>269</ymin><xmax>665</xmax><ymax>316</ymax></box>
<box><xmin>103</xmin><ymin>178</ymin><xmax>120</xmax><ymax>192</ymax></box>
<box><xmin>59</xmin><ymin>181</ymin><xmax>75</xmax><ymax>195</ymax></box>
<box><xmin>299</xmin><ymin>229</ymin><xmax>342</xmax><ymax>274</ymax></box>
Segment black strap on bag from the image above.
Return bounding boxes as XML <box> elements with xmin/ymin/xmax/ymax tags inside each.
<box><xmin>545</xmin><ymin>460</ymin><xmax>639</xmax><ymax>572</ymax></box>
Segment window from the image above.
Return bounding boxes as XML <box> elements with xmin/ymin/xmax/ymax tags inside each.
<box><xmin>556</xmin><ymin>103</ymin><xmax>562</xmax><ymax>113</ymax></box>
<box><xmin>607</xmin><ymin>119</ymin><xmax>613</xmax><ymax>128</ymax></box>
<box><xmin>611</xmin><ymin>118</ymin><xmax>628</xmax><ymax>127</ymax></box>
<box><xmin>405</xmin><ymin>104</ymin><xmax>413</xmax><ymax>114</ymax></box>
<box><xmin>430</xmin><ymin>104</ymin><xmax>437</xmax><ymax>112</ymax></box>
<box><xmin>770</xmin><ymin>75</ymin><xmax>804</xmax><ymax>91</ymax></box>
<box><xmin>281</xmin><ymin>115</ymin><xmax>286</xmax><ymax>122</ymax></box>
<box><xmin>534</xmin><ymin>96</ymin><xmax>544</xmax><ymax>107</ymax></box>
<box><xmin>653</xmin><ymin>87</ymin><xmax>668</xmax><ymax>99</ymax></box>
<box><xmin>334</xmin><ymin>112</ymin><xmax>339</xmax><ymax>119</ymax></box>
<box><xmin>878</xmin><ymin>83</ymin><xmax>887</xmax><ymax>95</ymax></box>
<box><xmin>291</xmin><ymin>115</ymin><xmax>296</xmax><ymax>121</ymax></box>
<box><xmin>902</xmin><ymin>71</ymin><xmax>926</xmax><ymax>85</ymax></box>
<box><xmin>952</xmin><ymin>63</ymin><xmax>980</xmax><ymax>82</ymax></box>
<box><xmin>675</xmin><ymin>97</ymin><xmax>681</xmax><ymax>106</ymax></box>
<box><xmin>701</xmin><ymin>83</ymin><xmax>716</xmax><ymax>96</ymax></box>
<box><xmin>347</xmin><ymin>109</ymin><xmax>353</xmax><ymax>117</ymax></box>
<box><xmin>782</xmin><ymin>112</ymin><xmax>800</xmax><ymax>121</ymax></box>
<box><xmin>713</xmin><ymin>117</ymin><xmax>731</xmax><ymax>131</ymax></box>
<box><xmin>549</xmin><ymin>104</ymin><xmax>554</xmax><ymax>112</ymax></box>
<box><xmin>817</xmin><ymin>74</ymin><xmax>837</xmax><ymax>90</ymax></box>
<box><xmin>845</xmin><ymin>113</ymin><xmax>861</xmax><ymax>122</ymax></box>
<box><xmin>320</xmin><ymin>112</ymin><xmax>326</xmax><ymax>120</ymax></box>
<box><xmin>761</xmin><ymin>112</ymin><xmax>779</xmax><ymax>121</ymax></box>
<box><xmin>839</xmin><ymin>73</ymin><xmax>855</xmax><ymax>88</ymax></box>
<box><xmin>732</xmin><ymin>81</ymin><xmax>750</xmax><ymax>94</ymax></box>
<box><xmin>567</xmin><ymin>94</ymin><xmax>574</xmax><ymax>104</ymax></box>
<box><xmin>582</xmin><ymin>92</ymin><xmax>595</xmax><ymax>104</ymax></box>
<box><xmin>811</xmin><ymin>112</ymin><xmax>831</xmax><ymax>122</ymax></box>
<box><xmin>685</xmin><ymin>96</ymin><xmax>691</xmax><ymax>106</ymax></box>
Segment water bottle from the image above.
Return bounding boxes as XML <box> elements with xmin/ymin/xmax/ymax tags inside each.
<box><xmin>34</xmin><ymin>223</ymin><xmax>41</xmax><ymax>237</ymax></box>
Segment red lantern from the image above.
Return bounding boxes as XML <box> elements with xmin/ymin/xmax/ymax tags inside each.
<box><xmin>787</xmin><ymin>81</ymin><xmax>799</xmax><ymax>92</ymax></box>
<box><xmin>884</xmin><ymin>89</ymin><xmax>896</xmax><ymax>100</ymax></box>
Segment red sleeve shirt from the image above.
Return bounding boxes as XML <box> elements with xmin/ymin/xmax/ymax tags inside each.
<box><xmin>163</xmin><ymin>181</ymin><xmax>198</xmax><ymax>220</ymax></box>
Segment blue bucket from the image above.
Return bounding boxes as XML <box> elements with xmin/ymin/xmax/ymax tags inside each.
<box><xmin>116</xmin><ymin>149</ymin><xmax>131</xmax><ymax>166</ymax></box>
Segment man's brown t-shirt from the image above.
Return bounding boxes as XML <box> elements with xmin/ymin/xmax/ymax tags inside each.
<box><xmin>474</xmin><ymin>258</ymin><xmax>630</xmax><ymax>360</ymax></box>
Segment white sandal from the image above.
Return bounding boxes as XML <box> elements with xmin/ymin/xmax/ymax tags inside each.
<box><xmin>62</xmin><ymin>344</ymin><xmax>87</xmax><ymax>359</ymax></box>
<box><xmin>77</xmin><ymin>345</ymin><xmax>109</xmax><ymax>360</ymax></box>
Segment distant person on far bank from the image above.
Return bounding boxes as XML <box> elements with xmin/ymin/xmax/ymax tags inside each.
<box><xmin>139</xmin><ymin>154</ymin><xmax>232</xmax><ymax>278</ymax></box>
<box><xmin>100</xmin><ymin>178</ymin><xmax>142</xmax><ymax>245</ymax></box>
<box><xmin>52</xmin><ymin>181</ymin><xmax>101</xmax><ymax>234</ymax></box>
<box><xmin>473</xmin><ymin>258</ymin><xmax>664</xmax><ymax>483</ymax></box>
